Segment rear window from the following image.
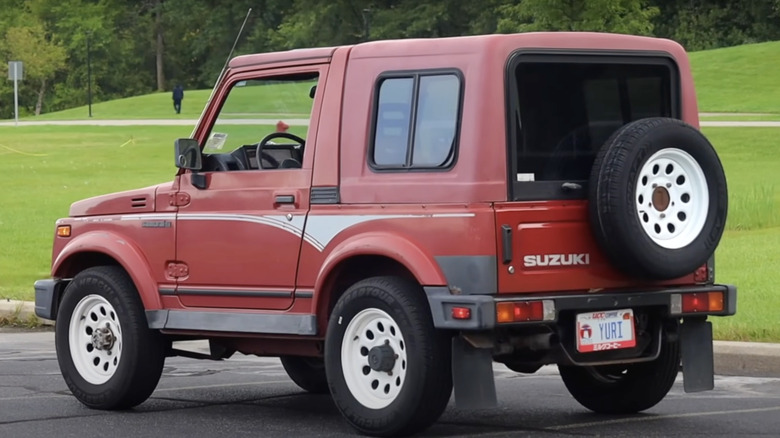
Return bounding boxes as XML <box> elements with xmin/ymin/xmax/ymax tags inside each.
<box><xmin>507</xmin><ymin>54</ymin><xmax>678</xmax><ymax>198</ymax></box>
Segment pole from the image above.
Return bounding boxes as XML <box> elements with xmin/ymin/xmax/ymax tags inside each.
<box><xmin>87</xmin><ymin>34</ymin><xmax>93</xmax><ymax>118</ymax></box>
<box><xmin>13</xmin><ymin>63</ymin><xmax>18</xmax><ymax>126</ymax></box>
<box><xmin>363</xmin><ymin>8</ymin><xmax>371</xmax><ymax>41</ymax></box>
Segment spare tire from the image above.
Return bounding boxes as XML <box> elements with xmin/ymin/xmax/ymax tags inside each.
<box><xmin>589</xmin><ymin>117</ymin><xmax>728</xmax><ymax>280</ymax></box>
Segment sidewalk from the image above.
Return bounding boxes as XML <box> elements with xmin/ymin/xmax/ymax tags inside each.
<box><xmin>2</xmin><ymin>299</ymin><xmax>778</xmax><ymax>378</ymax></box>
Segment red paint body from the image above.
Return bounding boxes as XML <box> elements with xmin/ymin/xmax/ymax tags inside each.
<box><xmin>51</xmin><ymin>32</ymin><xmax>702</xmax><ymax>349</ymax></box>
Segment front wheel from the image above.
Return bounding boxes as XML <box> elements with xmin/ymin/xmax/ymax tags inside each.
<box><xmin>324</xmin><ymin>277</ymin><xmax>452</xmax><ymax>437</ymax></box>
<box><xmin>280</xmin><ymin>356</ymin><xmax>329</xmax><ymax>394</ymax></box>
<box><xmin>55</xmin><ymin>266</ymin><xmax>166</xmax><ymax>410</ymax></box>
<box><xmin>559</xmin><ymin>337</ymin><xmax>680</xmax><ymax>414</ymax></box>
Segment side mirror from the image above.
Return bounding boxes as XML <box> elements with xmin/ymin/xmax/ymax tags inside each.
<box><xmin>174</xmin><ymin>138</ymin><xmax>202</xmax><ymax>170</ymax></box>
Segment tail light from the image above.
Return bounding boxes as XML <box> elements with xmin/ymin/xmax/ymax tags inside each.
<box><xmin>671</xmin><ymin>291</ymin><xmax>724</xmax><ymax>315</ymax></box>
<box><xmin>496</xmin><ymin>300</ymin><xmax>555</xmax><ymax>323</ymax></box>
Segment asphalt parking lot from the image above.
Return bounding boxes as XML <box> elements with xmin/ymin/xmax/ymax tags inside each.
<box><xmin>2</xmin><ymin>330</ymin><xmax>780</xmax><ymax>437</ymax></box>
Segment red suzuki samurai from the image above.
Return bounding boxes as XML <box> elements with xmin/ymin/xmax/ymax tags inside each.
<box><xmin>35</xmin><ymin>31</ymin><xmax>735</xmax><ymax>437</ymax></box>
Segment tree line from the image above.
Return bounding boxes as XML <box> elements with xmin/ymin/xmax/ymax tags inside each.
<box><xmin>1</xmin><ymin>0</ymin><xmax>779</xmax><ymax>119</ymax></box>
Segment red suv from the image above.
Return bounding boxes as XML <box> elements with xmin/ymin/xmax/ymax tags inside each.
<box><xmin>35</xmin><ymin>32</ymin><xmax>735</xmax><ymax>436</ymax></box>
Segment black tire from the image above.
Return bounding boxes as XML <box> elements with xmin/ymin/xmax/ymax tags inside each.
<box><xmin>324</xmin><ymin>276</ymin><xmax>452</xmax><ymax>437</ymax></box>
<box><xmin>589</xmin><ymin>117</ymin><xmax>728</xmax><ymax>279</ymax></box>
<box><xmin>55</xmin><ymin>266</ymin><xmax>166</xmax><ymax>410</ymax></box>
<box><xmin>559</xmin><ymin>337</ymin><xmax>680</xmax><ymax>414</ymax></box>
<box><xmin>280</xmin><ymin>356</ymin><xmax>329</xmax><ymax>394</ymax></box>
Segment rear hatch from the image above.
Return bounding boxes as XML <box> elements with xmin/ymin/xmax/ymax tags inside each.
<box><xmin>496</xmin><ymin>51</ymin><xmax>694</xmax><ymax>294</ymax></box>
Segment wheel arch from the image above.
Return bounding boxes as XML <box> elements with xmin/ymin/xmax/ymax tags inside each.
<box><xmin>52</xmin><ymin>231</ymin><xmax>163</xmax><ymax>311</ymax></box>
<box><xmin>313</xmin><ymin>232</ymin><xmax>446</xmax><ymax>331</ymax></box>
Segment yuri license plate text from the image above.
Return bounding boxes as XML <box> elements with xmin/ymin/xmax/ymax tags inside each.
<box><xmin>576</xmin><ymin>309</ymin><xmax>636</xmax><ymax>353</ymax></box>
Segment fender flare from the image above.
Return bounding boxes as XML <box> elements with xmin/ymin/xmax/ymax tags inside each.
<box><xmin>313</xmin><ymin>231</ymin><xmax>446</xmax><ymax>307</ymax></box>
<box><xmin>52</xmin><ymin>231</ymin><xmax>162</xmax><ymax>311</ymax></box>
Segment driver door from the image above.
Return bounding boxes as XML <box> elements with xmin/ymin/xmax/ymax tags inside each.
<box><xmin>174</xmin><ymin>65</ymin><xmax>324</xmax><ymax>310</ymax></box>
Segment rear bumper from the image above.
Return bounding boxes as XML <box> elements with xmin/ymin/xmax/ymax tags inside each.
<box><xmin>34</xmin><ymin>279</ymin><xmax>68</xmax><ymax>320</ymax></box>
<box><xmin>425</xmin><ymin>283</ymin><xmax>737</xmax><ymax>330</ymax></box>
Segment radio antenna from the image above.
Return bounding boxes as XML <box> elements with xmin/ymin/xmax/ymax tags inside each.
<box><xmin>191</xmin><ymin>8</ymin><xmax>252</xmax><ymax>137</ymax></box>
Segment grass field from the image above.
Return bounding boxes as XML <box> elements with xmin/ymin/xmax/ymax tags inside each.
<box><xmin>0</xmin><ymin>125</ymin><xmax>190</xmax><ymax>299</ymax></box>
<box><xmin>704</xmin><ymin>128</ymin><xmax>780</xmax><ymax>231</ymax></box>
<box><xmin>700</xmin><ymin>115</ymin><xmax>780</xmax><ymax>121</ymax></box>
<box><xmin>0</xmin><ymin>124</ymin><xmax>777</xmax><ymax>341</ymax></box>
<box><xmin>690</xmin><ymin>40</ymin><xmax>780</xmax><ymax>113</ymax></box>
<box><xmin>23</xmin><ymin>80</ymin><xmax>315</xmax><ymax>121</ymax></box>
<box><xmin>712</xmin><ymin>227</ymin><xmax>780</xmax><ymax>341</ymax></box>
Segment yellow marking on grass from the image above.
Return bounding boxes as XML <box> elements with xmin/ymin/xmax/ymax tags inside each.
<box><xmin>0</xmin><ymin>143</ymin><xmax>49</xmax><ymax>157</ymax></box>
<box><xmin>118</xmin><ymin>137</ymin><xmax>136</xmax><ymax>148</ymax></box>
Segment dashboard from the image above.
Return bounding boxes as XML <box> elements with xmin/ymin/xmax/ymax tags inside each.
<box><xmin>202</xmin><ymin>144</ymin><xmax>302</xmax><ymax>172</ymax></box>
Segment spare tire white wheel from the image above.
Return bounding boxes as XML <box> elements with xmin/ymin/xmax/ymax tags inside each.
<box><xmin>589</xmin><ymin>117</ymin><xmax>728</xmax><ymax>280</ymax></box>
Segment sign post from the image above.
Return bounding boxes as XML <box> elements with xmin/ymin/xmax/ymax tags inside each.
<box><xmin>8</xmin><ymin>61</ymin><xmax>23</xmax><ymax>126</ymax></box>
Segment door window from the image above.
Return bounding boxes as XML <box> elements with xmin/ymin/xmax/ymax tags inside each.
<box><xmin>202</xmin><ymin>73</ymin><xmax>318</xmax><ymax>171</ymax></box>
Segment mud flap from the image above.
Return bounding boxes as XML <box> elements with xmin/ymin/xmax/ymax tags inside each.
<box><xmin>680</xmin><ymin>317</ymin><xmax>714</xmax><ymax>393</ymax></box>
<box><xmin>452</xmin><ymin>336</ymin><xmax>497</xmax><ymax>409</ymax></box>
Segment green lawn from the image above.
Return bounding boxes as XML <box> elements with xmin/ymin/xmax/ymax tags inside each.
<box><xmin>712</xmin><ymin>227</ymin><xmax>780</xmax><ymax>341</ymax></box>
<box><xmin>690</xmin><ymin>40</ymin><xmax>780</xmax><ymax>113</ymax></box>
<box><xmin>704</xmin><ymin>127</ymin><xmax>780</xmax><ymax>340</ymax></box>
<box><xmin>702</xmin><ymin>128</ymin><xmax>780</xmax><ymax>231</ymax></box>
<box><xmin>0</xmin><ymin>126</ymin><xmax>189</xmax><ymax>300</ymax></box>
<box><xmin>0</xmin><ymin>124</ymin><xmax>777</xmax><ymax>341</ymax></box>
<box><xmin>700</xmin><ymin>114</ymin><xmax>780</xmax><ymax>121</ymax></box>
<box><xmin>22</xmin><ymin>80</ymin><xmax>315</xmax><ymax>121</ymax></box>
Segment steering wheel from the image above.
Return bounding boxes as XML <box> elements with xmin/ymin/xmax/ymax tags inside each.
<box><xmin>255</xmin><ymin>132</ymin><xmax>306</xmax><ymax>169</ymax></box>
<box><xmin>211</xmin><ymin>153</ymin><xmax>245</xmax><ymax>172</ymax></box>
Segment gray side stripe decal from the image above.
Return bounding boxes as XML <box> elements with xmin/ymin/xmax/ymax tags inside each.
<box><xmin>84</xmin><ymin>212</ymin><xmax>475</xmax><ymax>253</ymax></box>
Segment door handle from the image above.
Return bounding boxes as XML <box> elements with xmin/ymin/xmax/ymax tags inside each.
<box><xmin>501</xmin><ymin>224</ymin><xmax>513</xmax><ymax>264</ymax></box>
<box><xmin>275</xmin><ymin>194</ymin><xmax>296</xmax><ymax>204</ymax></box>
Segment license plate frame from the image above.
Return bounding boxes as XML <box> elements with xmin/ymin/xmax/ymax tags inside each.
<box><xmin>576</xmin><ymin>309</ymin><xmax>636</xmax><ymax>353</ymax></box>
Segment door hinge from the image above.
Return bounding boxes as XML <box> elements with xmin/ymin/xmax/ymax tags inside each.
<box><xmin>166</xmin><ymin>262</ymin><xmax>189</xmax><ymax>278</ymax></box>
<box><xmin>168</xmin><ymin>192</ymin><xmax>191</xmax><ymax>207</ymax></box>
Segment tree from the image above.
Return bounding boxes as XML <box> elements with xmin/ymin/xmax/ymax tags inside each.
<box><xmin>497</xmin><ymin>0</ymin><xmax>659</xmax><ymax>35</ymax></box>
<box><xmin>651</xmin><ymin>0</ymin><xmax>780</xmax><ymax>51</ymax></box>
<box><xmin>4</xmin><ymin>22</ymin><xmax>66</xmax><ymax>115</ymax></box>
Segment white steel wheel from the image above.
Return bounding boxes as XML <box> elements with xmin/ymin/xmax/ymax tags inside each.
<box><xmin>341</xmin><ymin>308</ymin><xmax>408</xmax><ymax>409</ymax></box>
<box><xmin>325</xmin><ymin>276</ymin><xmax>452</xmax><ymax>436</ymax></box>
<box><xmin>68</xmin><ymin>294</ymin><xmax>123</xmax><ymax>385</ymax></box>
<box><xmin>56</xmin><ymin>266</ymin><xmax>166</xmax><ymax>410</ymax></box>
<box><xmin>635</xmin><ymin>147</ymin><xmax>709</xmax><ymax>249</ymax></box>
<box><xmin>590</xmin><ymin>118</ymin><xmax>728</xmax><ymax>279</ymax></box>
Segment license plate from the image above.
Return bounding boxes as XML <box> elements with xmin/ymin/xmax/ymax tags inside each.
<box><xmin>576</xmin><ymin>309</ymin><xmax>636</xmax><ymax>353</ymax></box>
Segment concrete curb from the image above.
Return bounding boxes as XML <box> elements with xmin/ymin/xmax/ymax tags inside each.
<box><xmin>714</xmin><ymin>341</ymin><xmax>780</xmax><ymax>378</ymax></box>
<box><xmin>1</xmin><ymin>300</ymin><xmax>778</xmax><ymax>377</ymax></box>
<box><xmin>0</xmin><ymin>300</ymin><xmax>54</xmax><ymax>326</ymax></box>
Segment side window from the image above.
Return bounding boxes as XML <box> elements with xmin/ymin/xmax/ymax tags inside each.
<box><xmin>374</xmin><ymin>78</ymin><xmax>413</xmax><ymax>166</ymax></box>
<box><xmin>371</xmin><ymin>72</ymin><xmax>461</xmax><ymax>170</ymax></box>
<box><xmin>202</xmin><ymin>73</ymin><xmax>318</xmax><ymax>170</ymax></box>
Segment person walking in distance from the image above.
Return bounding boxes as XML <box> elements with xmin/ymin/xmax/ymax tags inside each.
<box><xmin>172</xmin><ymin>84</ymin><xmax>184</xmax><ymax>114</ymax></box>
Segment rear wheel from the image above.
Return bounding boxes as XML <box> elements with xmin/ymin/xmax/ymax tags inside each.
<box><xmin>325</xmin><ymin>276</ymin><xmax>452</xmax><ymax>437</ymax></box>
<box><xmin>559</xmin><ymin>337</ymin><xmax>680</xmax><ymax>414</ymax></box>
<box><xmin>280</xmin><ymin>356</ymin><xmax>329</xmax><ymax>394</ymax></box>
<box><xmin>55</xmin><ymin>266</ymin><xmax>166</xmax><ymax>410</ymax></box>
